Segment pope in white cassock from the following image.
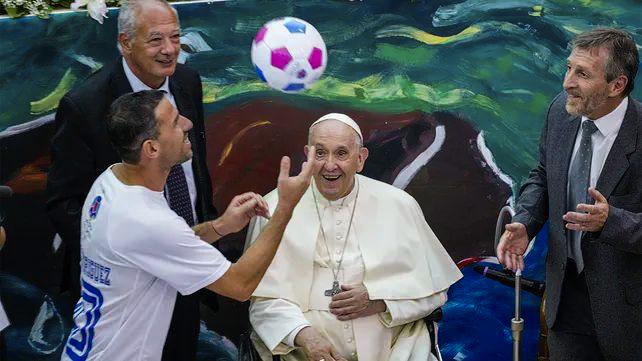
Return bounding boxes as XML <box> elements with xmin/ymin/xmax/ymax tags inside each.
<box><xmin>246</xmin><ymin>113</ymin><xmax>463</xmax><ymax>361</ymax></box>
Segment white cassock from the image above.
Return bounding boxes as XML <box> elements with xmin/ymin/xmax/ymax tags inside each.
<box><xmin>246</xmin><ymin>174</ymin><xmax>463</xmax><ymax>361</ymax></box>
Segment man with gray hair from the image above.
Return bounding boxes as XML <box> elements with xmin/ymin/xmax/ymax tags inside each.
<box><xmin>246</xmin><ymin>113</ymin><xmax>462</xmax><ymax>361</ymax></box>
<box><xmin>498</xmin><ymin>28</ymin><xmax>641</xmax><ymax>360</ymax></box>
<box><xmin>46</xmin><ymin>0</ymin><xmax>216</xmax><ymax>359</ymax></box>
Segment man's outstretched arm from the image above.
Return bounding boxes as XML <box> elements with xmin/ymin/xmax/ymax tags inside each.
<box><xmin>206</xmin><ymin>151</ymin><xmax>321</xmax><ymax>301</ymax></box>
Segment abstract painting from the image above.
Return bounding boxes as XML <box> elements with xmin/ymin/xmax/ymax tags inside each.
<box><xmin>0</xmin><ymin>1</ymin><xmax>640</xmax><ymax>360</ymax></box>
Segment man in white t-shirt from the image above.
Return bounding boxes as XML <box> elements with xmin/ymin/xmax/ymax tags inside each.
<box><xmin>61</xmin><ymin>90</ymin><xmax>321</xmax><ymax>361</ymax></box>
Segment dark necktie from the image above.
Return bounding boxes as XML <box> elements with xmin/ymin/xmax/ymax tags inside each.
<box><xmin>567</xmin><ymin>120</ymin><xmax>598</xmax><ymax>273</ymax></box>
<box><xmin>166</xmin><ymin>164</ymin><xmax>195</xmax><ymax>226</ymax></box>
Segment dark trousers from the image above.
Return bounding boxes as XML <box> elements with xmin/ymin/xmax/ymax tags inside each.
<box><xmin>548</xmin><ymin>328</ymin><xmax>605</xmax><ymax>361</ymax></box>
<box><xmin>548</xmin><ymin>259</ymin><xmax>605</xmax><ymax>361</ymax></box>
<box><xmin>61</xmin><ymin>242</ymin><xmax>82</xmax><ymax>312</ymax></box>
<box><xmin>162</xmin><ymin>292</ymin><xmax>201</xmax><ymax>361</ymax></box>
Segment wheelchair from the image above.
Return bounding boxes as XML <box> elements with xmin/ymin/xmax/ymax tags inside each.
<box><xmin>239</xmin><ymin>307</ymin><xmax>444</xmax><ymax>361</ymax></box>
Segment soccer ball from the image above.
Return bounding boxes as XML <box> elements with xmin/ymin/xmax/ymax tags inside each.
<box><xmin>251</xmin><ymin>17</ymin><xmax>327</xmax><ymax>93</ymax></box>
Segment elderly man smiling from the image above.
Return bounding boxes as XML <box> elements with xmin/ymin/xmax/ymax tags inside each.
<box><xmin>246</xmin><ymin>113</ymin><xmax>462</xmax><ymax>361</ymax></box>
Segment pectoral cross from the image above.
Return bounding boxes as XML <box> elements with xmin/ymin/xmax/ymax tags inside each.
<box><xmin>324</xmin><ymin>280</ymin><xmax>341</xmax><ymax>296</ymax></box>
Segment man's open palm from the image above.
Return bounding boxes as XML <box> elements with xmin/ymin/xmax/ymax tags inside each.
<box><xmin>497</xmin><ymin>222</ymin><xmax>529</xmax><ymax>272</ymax></box>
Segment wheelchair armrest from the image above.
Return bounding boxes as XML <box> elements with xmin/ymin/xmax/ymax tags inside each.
<box><xmin>423</xmin><ymin>307</ymin><xmax>443</xmax><ymax>323</ymax></box>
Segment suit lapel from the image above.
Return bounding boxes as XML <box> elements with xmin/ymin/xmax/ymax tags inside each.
<box><xmin>169</xmin><ymin>76</ymin><xmax>194</xmax><ymax>119</ymax></box>
<box><xmin>109</xmin><ymin>58</ymin><xmax>134</xmax><ymax>99</ymax></box>
<box><xmin>169</xmin><ymin>72</ymin><xmax>209</xmax><ymax>220</ymax></box>
<box><xmin>169</xmin><ymin>77</ymin><xmax>185</xmax><ymax>113</ymax></box>
<box><xmin>551</xmin><ymin>114</ymin><xmax>581</xmax><ymax>211</ymax></box>
<box><xmin>169</xmin><ymin>76</ymin><xmax>197</xmax><ymax>142</ymax></box>
<box><xmin>596</xmin><ymin>98</ymin><xmax>638</xmax><ymax>199</ymax></box>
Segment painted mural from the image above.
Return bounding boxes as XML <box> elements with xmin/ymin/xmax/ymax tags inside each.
<box><xmin>0</xmin><ymin>0</ymin><xmax>641</xmax><ymax>360</ymax></box>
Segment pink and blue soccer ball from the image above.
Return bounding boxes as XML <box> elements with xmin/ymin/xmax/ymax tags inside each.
<box><xmin>251</xmin><ymin>17</ymin><xmax>327</xmax><ymax>93</ymax></box>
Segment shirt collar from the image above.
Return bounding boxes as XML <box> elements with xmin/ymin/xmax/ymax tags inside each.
<box><xmin>581</xmin><ymin>97</ymin><xmax>628</xmax><ymax>137</ymax></box>
<box><xmin>312</xmin><ymin>175</ymin><xmax>360</xmax><ymax>209</ymax></box>
<box><xmin>122</xmin><ymin>58</ymin><xmax>171</xmax><ymax>94</ymax></box>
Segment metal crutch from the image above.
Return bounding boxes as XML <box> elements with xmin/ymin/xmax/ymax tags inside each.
<box><xmin>494</xmin><ymin>205</ymin><xmax>523</xmax><ymax>361</ymax></box>
<box><xmin>512</xmin><ymin>268</ymin><xmax>524</xmax><ymax>361</ymax></box>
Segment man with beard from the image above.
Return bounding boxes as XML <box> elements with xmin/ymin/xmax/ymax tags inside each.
<box><xmin>497</xmin><ymin>28</ymin><xmax>641</xmax><ymax>360</ymax></box>
<box><xmin>46</xmin><ymin>0</ymin><xmax>216</xmax><ymax>359</ymax></box>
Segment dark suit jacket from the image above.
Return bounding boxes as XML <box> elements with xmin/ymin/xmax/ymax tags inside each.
<box><xmin>513</xmin><ymin>93</ymin><xmax>642</xmax><ymax>360</ymax></box>
<box><xmin>46</xmin><ymin>59</ymin><xmax>217</xmax><ymax>299</ymax></box>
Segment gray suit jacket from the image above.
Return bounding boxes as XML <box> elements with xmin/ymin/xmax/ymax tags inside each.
<box><xmin>513</xmin><ymin>93</ymin><xmax>642</xmax><ymax>360</ymax></box>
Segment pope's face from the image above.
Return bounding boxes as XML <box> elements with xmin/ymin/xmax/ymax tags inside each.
<box><xmin>306</xmin><ymin>120</ymin><xmax>368</xmax><ymax>201</ymax></box>
<box><xmin>120</xmin><ymin>3</ymin><xmax>180</xmax><ymax>88</ymax></box>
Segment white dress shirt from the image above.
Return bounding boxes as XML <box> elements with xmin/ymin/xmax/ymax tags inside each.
<box><xmin>122</xmin><ymin>59</ymin><xmax>198</xmax><ymax>223</ymax></box>
<box><xmin>568</xmin><ymin>97</ymin><xmax>628</xmax><ymax>188</ymax></box>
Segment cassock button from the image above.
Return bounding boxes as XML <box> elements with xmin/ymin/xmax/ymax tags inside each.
<box><xmin>347</xmin><ymin>338</ymin><xmax>353</xmax><ymax>343</ymax></box>
<box><xmin>344</xmin><ymin>324</ymin><xmax>349</xmax><ymax>329</ymax></box>
<box><xmin>336</xmin><ymin>220</ymin><xmax>342</xmax><ymax>225</ymax></box>
<box><xmin>336</xmin><ymin>235</ymin><xmax>342</xmax><ymax>240</ymax></box>
<box><xmin>336</xmin><ymin>249</ymin><xmax>341</xmax><ymax>255</ymax></box>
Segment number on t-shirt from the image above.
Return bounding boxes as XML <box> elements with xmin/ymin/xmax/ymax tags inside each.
<box><xmin>64</xmin><ymin>280</ymin><xmax>104</xmax><ymax>361</ymax></box>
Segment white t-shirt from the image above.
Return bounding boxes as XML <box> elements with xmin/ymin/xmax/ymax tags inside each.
<box><xmin>61</xmin><ymin>166</ymin><xmax>230</xmax><ymax>361</ymax></box>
